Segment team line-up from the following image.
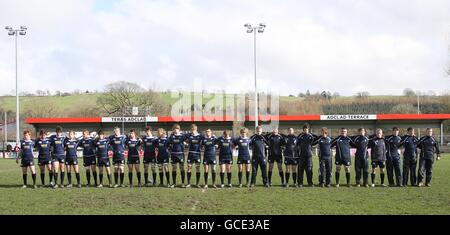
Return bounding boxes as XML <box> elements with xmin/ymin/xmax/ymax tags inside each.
<box><xmin>16</xmin><ymin>123</ymin><xmax>441</xmax><ymax>189</ymax></box>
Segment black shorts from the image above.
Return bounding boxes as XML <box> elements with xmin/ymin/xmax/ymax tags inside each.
<box><xmin>113</xmin><ymin>153</ymin><xmax>125</xmax><ymax>162</ymax></box>
<box><xmin>268</xmin><ymin>154</ymin><xmax>283</xmax><ymax>163</ymax></box>
<box><xmin>219</xmin><ymin>158</ymin><xmax>233</xmax><ymax>165</ymax></box>
<box><xmin>38</xmin><ymin>156</ymin><xmax>52</xmax><ymax>166</ymax></box>
<box><xmin>335</xmin><ymin>158</ymin><xmax>351</xmax><ymax>166</ymax></box>
<box><xmin>237</xmin><ymin>159</ymin><xmax>251</xmax><ymax>165</ymax></box>
<box><xmin>171</xmin><ymin>154</ymin><xmax>184</xmax><ymax>164</ymax></box>
<box><xmin>52</xmin><ymin>155</ymin><xmax>65</xmax><ymax>164</ymax></box>
<box><xmin>127</xmin><ymin>156</ymin><xmax>140</xmax><ymax>165</ymax></box>
<box><xmin>143</xmin><ymin>155</ymin><xmax>157</xmax><ymax>164</ymax></box>
<box><xmin>65</xmin><ymin>158</ymin><xmax>78</xmax><ymax>165</ymax></box>
<box><xmin>97</xmin><ymin>157</ymin><xmax>110</xmax><ymax>167</ymax></box>
<box><xmin>20</xmin><ymin>159</ymin><xmax>35</xmax><ymax>167</ymax></box>
<box><xmin>371</xmin><ymin>161</ymin><xmax>386</xmax><ymax>169</ymax></box>
<box><xmin>113</xmin><ymin>159</ymin><xmax>125</xmax><ymax>165</ymax></box>
<box><xmin>203</xmin><ymin>158</ymin><xmax>217</xmax><ymax>165</ymax></box>
<box><xmin>83</xmin><ymin>156</ymin><xmax>96</xmax><ymax>167</ymax></box>
<box><xmin>284</xmin><ymin>158</ymin><xmax>298</xmax><ymax>165</ymax></box>
<box><xmin>157</xmin><ymin>157</ymin><xmax>169</xmax><ymax>165</ymax></box>
<box><xmin>187</xmin><ymin>158</ymin><xmax>201</xmax><ymax>164</ymax></box>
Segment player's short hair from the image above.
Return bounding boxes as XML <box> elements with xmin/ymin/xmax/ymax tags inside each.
<box><xmin>341</xmin><ymin>127</ymin><xmax>347</xmax><ymax>131</ymax></box>
<box><xmin>55</xmin><ymin>126</ymin><xmax>63</xmax><ymax>133</ymax></box>
<box><xmin>190</xmin><ymin>124</ymin><xmax>197</xmax><ymax>129</ymax></box>
<box><xmin>23</xmin><ymin>130</ymin><xmax>31</xmax><ymax>136</ymax></box>
<box><xmin>114</xmin><ymin>127</ymin><xmax>120</xmax><ymax>131</ymax></box>
<box><xmin>392</xmin><ymin>126</ymin><xmax>399</xmax><ymax>131</ymax></box>
<box><xmin>172</xmin><ymin>124</ymin><xmax>181</xmax><ymax>130</ymax></box>
<box><xmin>129</xmin><ymin>129</ymin><xmax>136</xmax><ymax>134</ymax></box>
<box><xmin>376</xmin><ymin>128</ymin><xmax>383</xmax><ymax>134</ymax></box>
<box><xmin>302</xmin><ymin>123</ymin><xmax>310</xmax><ymax>130</ymax></box>
<box><xmin>321</xmin><ymin>127</ymin><xmax>328</xmax><ymax>135</ymax></box>
<box><xmin>39</xmin><ymin>129</ymin><xmax>46</xmax><ymax>136</ymax></box>
<box><xmin>407</xmin><ymin>127</ymin><xmax>413</xmax><ymax>132</ymax></box>
<box><xmin>240</xmin><ymin>128</ymin><xmax>248</xmax><ymax>134</ymax></box>
<box><xmin>69</xmin><ymin>130</ymin><xmax>76</xmax><ymax>136</ymax></box>
<box><xmin>426</xmin><ymin>127</ymin><xmax>432</xmax><ymax>131</ymax></box>
<box><xmin>83</xmin><ymin>129</ymin><xmax>90</xmax><ymax>134</ymax></box>
<box><xmin>358</xmin><ymin>127</ymin><xmax>365</xmax><ymax>132</ymax></box>
<box><xmin>223</xmin><ymin>130</ymin><xmax>231</xmax><ymax>136</ymax></box>
<box><xmin>157</xmin><ymin>128</ymin><xmax>166</xmax><ymax>134</ymax></box>
<box><xmin>97</xmin><ymin>130</ymin><xmax>104</xmax><ymax>135</ymax></box>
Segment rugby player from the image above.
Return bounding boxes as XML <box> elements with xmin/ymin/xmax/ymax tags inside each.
<box><xmin>369</xmin><ymin>129</ymin><xmax>387</xmax><ymax>187</ymax></box>
<box><xmin>217</xmin><ymin>130</ymin><xmax>234</xmax><ymax>188</ymax></box>
<box><xmin>351</xmin><ymin>128</ymin><xmax>370</xmax><ymax>187</ymax></box>
<box><xmin>266</xmin><ymin>128</ymin><xmax>285</xmax><ymax>187</ymax></box>
<box><xmin>297</xmin><ymin>124</ymin><xmax>317</xmax><ymax>187</ymax></box>
<box><xmin>312</xmin><ymin>127</ymin><xmax>332</xmax><ymax>187</ymax></box>
<box><xmin>331</xmin><ymin>128</ymin><xmax>355</xmax><ymax>187</ymax></box>
<box><xmin>64</xmin><ymin>131</ymin><xmax>81</xmax><ymax>188</ymax></box>
<box><xmin>234</xmin><ymin>128</ymin><xmax>252</xmax><ymax>188</ymax></box>
<box><xmin>167</xmin><ymin>124</ymin><xmax>187</xmax><ymax>188</ymax></box>
<box><xmin>126</xmin><ymin>129</ymin><xmax>142</xmax><ymax>187</ymax></box>
<box><xmin>78</xmin><ymin>130</ymin><xmax>97</xmax><ymax>187</ymax></box>
<box><xmin>249</xmin><ymin>126</ymin><xmax>269</xmax><ymax>187</ymax></box>
<box><xmin>109</xmin><ymin>127</ymin><xmax>127</xmax><ymax>188</ymax></box>
<box><xmin>400</xmin><ymin>127</ymin><xmax>419</xmax><ymax>186</ymax></box>
<box><xmin>417</xmin><ymin>128</ymin><xmax>441</xmax><ymax>187</ymax></box>
<box><xmin>385</xmin><ymin>127</ymin><xmax>403</xmax><ymax>187</ymax></box>
<box><xmin>16</xmin><ymin>130</ymin><xmax>37</xmax><ymax>189</ymax></box>
<box><xmin>50</xmin><ymin>126</ymin><xmax>67</xmax><ymax>188</ymax></box>
<box><xmin>202</xmin><ymin>128</ymin><xmax>218</xmax><ymax>188</ymax></box>
<box><xmin>94</xmin><ymin>130</ymin><xmax>112</xmax><ymax>188</ymax></box>
<box><xmin>156</xmin><ymin>128</ymin><xmax>171</xmax><ymax>187</ymax></box>
<box><xmin>142</xmin><ymin>126</ymin><xmax>157</xmax><ymax>187</ymax></box>
<box><xmin>185</xmin><ymin>124</ymin><xmax>203</xmax><ymax>188</ymax></box>
<box><xmin>283</xmin><ymin>127</ymin><xmax>298</xmax><ymax>188</ymax></box>
<box><xmin>35</xmin><ymin>130</ymin><xmax>53</xmax><ymax>187</ymax></box>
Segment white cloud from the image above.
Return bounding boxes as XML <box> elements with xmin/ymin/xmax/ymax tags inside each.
<box><xmin>0</xmin><ymin>0</ymin><xmax>449</xmax><ymax>96</ymax></box>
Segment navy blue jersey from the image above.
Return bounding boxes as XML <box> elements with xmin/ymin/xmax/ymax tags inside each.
<box><xmin>352</xmin><ymin>135</ymin><xmax>369</xmax><ymax>159</ymax></box>
<box><xmin>266</xmin><ymin>134</ymin><xmax>284</xmax><ymax>157</ymax></box>
<box><xmin>156</xmin><ymin>137</ymin><xmax>170</xmax><ymax>159</ymax></box>
<box><xmin>313</xmin><ymin>136</ymin><xmax>332</xmax><ymax>159</ymax></box>
<box><xmin>141</xmin><ymin>135</ymin><xmax>157</xmax><ymax>158</ymax></box>
<box><xmin>233</xmin><ymin>137</ymin><xmax>251</xmax><ymax>160</ymax></box>
<box><xmin>94</xmin><ymin>138</ymin><xmax>109</xmax><ymax>158</ymax></box>
<box><xmin>20</xmin><ymin>139</ymin><xmax>35</xmax><ymax>161</ymax></box>
<box><xmin>35</xmin><ymin>137</ymin><xmax>51</xmax><ymax>157</ymax></box>
<box><xmin>417</xmin><ymin>136</ymin><xmax>440</xmax><ymax>160</ymax></box>
<box><xmin>297</xmin><ymin>133</ymin><xmax>317</xmax><ymax>158</ymax></box>
<box><xmin>283</xmin><ymin>134</ymin><xmax>298</xmax><ymax>158</ymax></box>
<box><xmin>64</xmin><ymin>138</ymin><xmax>79</xmax><ymax>159</ymax></box>
<box><xmin>385</xmin><ymin>135</ymin><xmax>402</xmax><ymax>158</ymax></box>
<box><xmin>202</xmin><ymin>136</ymin><xmax>217</xmax><ymax>160</ymax></box>
<box><xmin>109</xmin><ymin>135</ymin><xmax>127</xmax><ymax>156</ymax></box>
<box><xmin>331</xmin><ymin>136</ymin><xmax>354</xmax><ymax>161</ymax></box>
<box><xmin>250</xmin><ymin>134</ymin><xmax>268</xmax><ymax>158</ymax></box>
<box><xmin>168</xmin><ymin>133</ymin><xmax>186</xmax><ymax>155</ymax></box>
<box><xmin>126</xmin><ymin>138</ymin><xmax>142</xmax><ymax>157</ymax></box>
<box><xmin>217</xmin><ymin>136</ymin><xmax>233</xmax><ymax>159</ymax></box>
<box><xmin>78</xmin><ymin>137</ymin><xmax>96</xmax><ymax>157</ymax></box>
<box><xmin>50</xmin><ymin>134</ymin><xmax>66</xmax><ymax>156</ymax></box>
<box><xmin>369</xmin><ymin>137</ymin><xmax>386</xmax><ymax>162</ymax></box>
<box><xmin>400</xmin><ymin>135</ymin><xmax>419</xmax><ymax>160</ymax></box>
<box><xmin>186</xmin><ymin>133</ymin><xmax>203</xmax><ymax>155</ymax></box>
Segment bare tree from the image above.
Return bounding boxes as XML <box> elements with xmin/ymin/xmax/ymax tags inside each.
<box><xmin>97</xmin><ymin>81</ymin><xmax>168</xmax><ymax>116</ymax></box>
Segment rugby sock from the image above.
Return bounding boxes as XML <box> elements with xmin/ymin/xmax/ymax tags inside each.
<box><xmin>285</xmin><ymin>172</ymin><xmax>290</xmax><ymax>184</ymax></box>
<box><xmin>165</xmin><ymin>172</ymin><xmax>170</xmax><ymax>184</ymax></box>
<box><xmin>227</xmin><ymin>172</ymin><xmax>232</xmax><ymax>185</ymax></box>
<box><xmin>128</xmin><ymin>172</ymin><xmax>133</xmax><ymax>185</ymax></box>
<box><xmin>86</xmin><ymin>171</ymin><xmax>91</xmax><ymax>185</ymax></box>
<box><xmin>40</xmin><ymin>173</ymin><xmax>45</xmax><ymax>185</ymax></box>
<box><xmin>238</xmin><ymin>172</ymin><xmax>243</xmax><ymax>184</ymax></box>
<box><xmin>107</xmin><ymin>174</ymin><xmax>112</xmax><ymax>185</ymax></box>
<box><xmin>187</xmin><ymin>172</ymin><xmax>192</xmax><ymax>184</ymax></box>
<box><xmin>279</xmin><ymin>171</ymin><xmax>285</xmax><ymax>184</ymax></box>
<box><xmin>137</xmin><ymin>172</ymin><xmax>141</xmax><ymax>185</ymax></box>
<box><xmin>172</xmin><ymin>171</ymin><xmax>177</xmax><ymax>185</ymax></box>
<box><xmin>335</xmin><ymin>172</ymin><xmax>340</xmax><ymax>185</ymax></box>
<box><xmin>246</xmin><ymin>171</ymin><xmax>250</xmax><ymax>185</ymax></box>
<box><xmin>152</xmin><ymin>172</ymin><xmax>157</xmax><ymax>184</ymax></box>
<box><xmin>159</xmin><ymin>172</ymin><xmax>164</xmax><ymax>184</ymax></box>
<box><xmin>220</xmin><ymin>172</ymin><xmax>225</xmax><ymax>185</ymax></box>
<box><xmin>120</xmin><ymin>173</ymin><xmax>124</xmax><ymax>185</ymax></box>
<box><xmin>114</xmin><ymin>172</ymin><xmax>119</xmax><ymax>184</ymax></box>
<box><xmin>346</xmin><ymin>173</ymin><xmax>351</xmax><ymax>185</ymax></box>
<box><xmin>49</xmin><ymin>172</ymin><xmax>53</xmax><ymax>184</ymax></box>
<box><xmin>31</xmin><ymin>173</ymin><xmax>36</xmax><ymax>185</ymax></box>
<box><xmin>212</xmin><ymin>171</ymin><xmax>216</xmax><ymax>185</ymax></box>
<box><xmin>54</xmin><ymin>173</ymin><xmax>58</xmax><ymax>184</ymax></box>
<box><xmin>99</xmin><ymin>173</ymin><xmax>104</xmax><ymax>184</ymax></box>
<box><xmin>92</xmin><ymin>171</ymin><xmax>98</xmax><ymax>185</ymax></box>
<box><xmin>67</xmin><ymin>172</ymin><xmax>72</xmax><ymax>184</ymax></box>
<box><xmin>268</xmin><ymin>171</ymin><xmax>273</xmax><ymax>183</ymax></box>
<box><xmin>60</xmin><ymin>172</ymin><xmax>65</xmax><ymax>185</ymax></box>
<box><xmin>75</xmin><ymin>173</ymin><xmax>80</xmax><ymax>185</ymax></box>
<box><xmin>380</xmin><ymin>173</ymin><xmax>385</xmax><ymax>185</ymax></box>
<box><xmin>204</xmin><ymin>172</ymin><xmax>209</xmax><ymax>185</ymax></box>
<box><xmin>181</xmin><ymin>170</ymin><xmax>185</xmax><ymax>184</ymax></box>
<box><xmin>371</xmin><ymin>173</ymin><xmax>376</xmax><ymax>184</ymax></box>
<box><xmin>196</xmin><ymin>172</ymin><xmax>201</xmax><ymax>185</ymax></box>
<box><xmin>22</xmin><ymin>174</ymin><xmax>27</xmax><ymax>185</ymax></box>
<box><xmin>293</xmin><ymin>173</ymin><xmax>297</xmax><ymax>185</ymax></box>
<box><xmin>144</xmin><ymin>173</ymin><xmax>149</xmax><ymax>184</ymax></box>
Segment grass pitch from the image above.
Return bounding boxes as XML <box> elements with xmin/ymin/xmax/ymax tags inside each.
<box><xmin>0</xmin><ymin>155</ymin><xmax>449</xmax><ymax>215</ymax></box>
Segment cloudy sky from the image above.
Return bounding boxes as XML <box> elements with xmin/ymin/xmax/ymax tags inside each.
<box><xmin>0</xmin><ymin>0</ymin><xmax>449</xmax><ymax>96</ymax></box>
